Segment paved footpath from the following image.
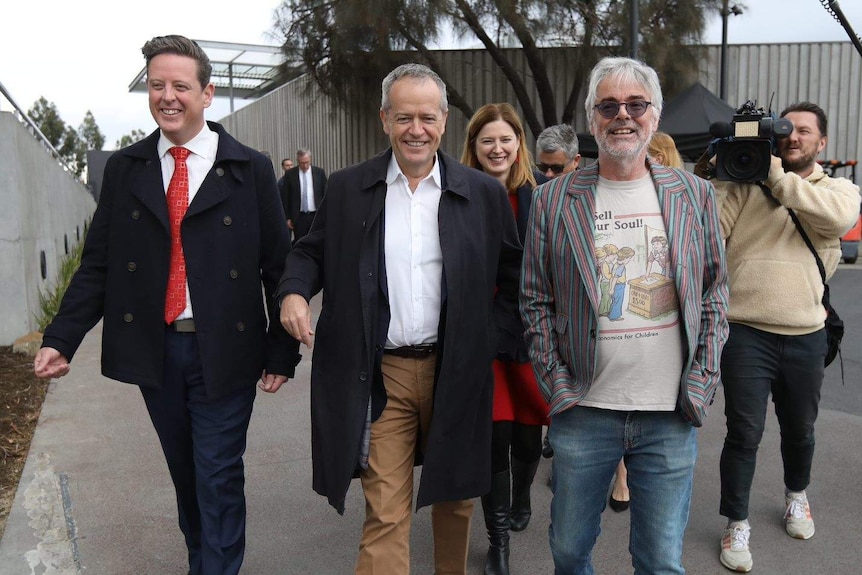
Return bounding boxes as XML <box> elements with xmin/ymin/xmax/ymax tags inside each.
<box><xmin>1</xmin><ymin>294</ymin><xmax>861</xmax><ymax>574</ymax></box>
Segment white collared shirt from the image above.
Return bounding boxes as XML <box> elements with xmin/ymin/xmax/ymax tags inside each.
<box><xmin>383</xmin><ymin>154</ymin><xmax>443</xmax><ymax>348</ymax></box>
<box><xmin>158</xmin><ymin>124</ymin><xmax>219</xmax><ymax>319</ymax></box>
<box><xmin>301</xmin><ymin>168</ymin><xmax>317</xmax><ymax>212</ymax></box>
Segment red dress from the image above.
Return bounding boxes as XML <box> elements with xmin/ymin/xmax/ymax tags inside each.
<box><xmin>492</xmin><ymin>192</ymin><xmax>550</xmax><ymax>426</ymax></box>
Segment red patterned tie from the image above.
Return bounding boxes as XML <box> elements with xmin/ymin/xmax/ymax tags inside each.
<box><xmin>164</xmin><ymin>146</ymin><xmax>190</xmax><ymax>324</ymax></box>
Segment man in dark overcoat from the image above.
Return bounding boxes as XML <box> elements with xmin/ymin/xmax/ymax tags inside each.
<box><xmin>34</xmin><ymin>35</ymin><xmax>300</xmax><ymax>575</ymax></box>
<box><xmin>277</xmin><ymin>63</ymin><xmax>522</xmax><ymax>574</ymax></box>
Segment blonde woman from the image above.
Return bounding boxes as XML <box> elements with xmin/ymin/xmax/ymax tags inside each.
<box><xmin>647</xmin><ymin>131</ymin><xmax>684</xmax><ymax>169</ymax></box>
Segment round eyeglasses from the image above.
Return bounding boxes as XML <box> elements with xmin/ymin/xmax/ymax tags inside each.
<box><xmin>593</xmin><ymin>100</ymin><xmax>653</xmax><ymax>119</ymax></box>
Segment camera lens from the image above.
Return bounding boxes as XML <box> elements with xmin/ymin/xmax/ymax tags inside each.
<box><xmin>718</xmin><ymin>138</ymin><xmax>770</xmax><ymax>182</ymax></box>
<box><xmin>715</xmin><ymin>138</ymin><xmax>772</xmax><ymax>182</ymax></box>
<box><xmin>724</xmin><ymin>141</ymin><xmax>766</xmax><ymax>181</ymax></box>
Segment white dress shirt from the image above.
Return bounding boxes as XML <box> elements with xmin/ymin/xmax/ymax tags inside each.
<box><xmin>383</xmin><ymin>154</ymin><xmax>443</xmax><ymax>348</ymax></box>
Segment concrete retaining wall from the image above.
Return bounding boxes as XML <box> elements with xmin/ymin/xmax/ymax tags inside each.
<box><xmin>0</xmin><ymin>112</ymin><xmax>96</xmax><ymax>345</ymax></box>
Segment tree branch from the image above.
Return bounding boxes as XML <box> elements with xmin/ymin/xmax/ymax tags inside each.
<box><xmin>452</xmin><ymin>0</ymin><xmax>543</xmax><ymax>136</ymax></box>
<box><xmin>495</xmin><ymin>0</ymin><xmax>558</xmax><ymax>130</ymax></box>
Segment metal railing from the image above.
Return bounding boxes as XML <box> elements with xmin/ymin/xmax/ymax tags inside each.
<box><xmin>0</xmin><ymin>79</ymin><xmax>80</xmax><ymax>178</ymax></box>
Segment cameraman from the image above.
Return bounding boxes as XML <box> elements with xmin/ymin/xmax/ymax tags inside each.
<box><xmin>698</xmin><ymin>102</ymin><xmax>859</xmax><ymax>573</ymax></box>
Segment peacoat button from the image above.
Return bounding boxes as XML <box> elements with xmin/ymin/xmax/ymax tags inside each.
<box><xmin>223</xmin><ymin>216</ymin><xmax>232</xmax><ymax>226</ymax></box>
<box><xmin>123</xmin><ymin>313</ymin><xmax>133</xmax><ymax>323</ymax></box>
<box><xmin>375</xmin><ymin>344</ymin><xmax>383</xmax><ymax>351</ymax></box>
<box><xmin>131</xmin><ymin>210</ymin><xmax>140</xmax><ymax>220</ymax></box>
<box><xmin>216</xmin><ymin>167</ymin><xmax>225</xmax><ymax>177</ymax></box>
<box><xmin>236</xmin><ymin>322</ymin><xmax>246</xmax><ymax>332</ymax></box>
<box><xmin>229</xmin><ymin>269</ymin><xmax>238</xmax><ymax>279</ymax></box>
<box><xmin>367</xmin><ymin>272</ymin><xmax>373</xmax><ymax>277</ymax></box>
<box><xmin>359</xmin><ymin>372</ymin><xmax>368</xmax><ymax>382</ymax></box>
<box><xmin>127</xmin><ymin>262</ymin><xmax>137</xmax><ymax>272</ymax></box>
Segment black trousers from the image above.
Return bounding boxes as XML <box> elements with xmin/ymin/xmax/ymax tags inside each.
<box><xmin>719</xmin><ymin>322</ymin><xmax>826</xmax><ymax>520</ymax></box>
<box><xmin>293</xmin><ymin>211</ymin><xmax>316</xmax><ymax>244</ymax></box>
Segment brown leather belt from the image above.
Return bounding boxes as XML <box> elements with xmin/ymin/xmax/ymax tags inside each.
<box><xmin>168</xmin><ymin>318</ymin><xmax>196</xmax><ymax>333</ymax></box>
<box><xmin>383</xmin><ymin>344</ymin><xmax>437</xmax><ymax>358</ymax></box>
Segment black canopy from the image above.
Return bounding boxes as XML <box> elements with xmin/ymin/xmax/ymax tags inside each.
<box><xmin>576</xmin><ymin>82</ymin><xmax>735</xmax><ymax>161</ymax></box>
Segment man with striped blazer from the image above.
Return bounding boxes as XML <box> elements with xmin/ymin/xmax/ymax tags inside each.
<box><xmin>519</xmin><ymin>57</ymin><xmax>729</xmax><ymax>574</ymax></box>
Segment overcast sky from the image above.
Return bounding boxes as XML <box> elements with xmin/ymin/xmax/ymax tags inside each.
<box><xmin>2</xmin><ymin>0</ymin><xmax>860</xmax><ymax>149</ymax></box>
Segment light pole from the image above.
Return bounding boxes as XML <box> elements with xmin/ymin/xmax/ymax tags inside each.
<box><xmin>720</xmin><ymin>0</ymin><xmax>743</xmax><ymax>102</ymax></box>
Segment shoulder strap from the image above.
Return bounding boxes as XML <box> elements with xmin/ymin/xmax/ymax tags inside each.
<box><xmin>756</xmin><ymin>184</ymin><xmax>843</xmax><ymax>380</ymax></box>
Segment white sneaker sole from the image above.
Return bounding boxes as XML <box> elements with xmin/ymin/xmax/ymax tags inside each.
<box><xmin>720</xmin><ymin>554</ymin><xmax>753</xmax><ymax>573</ymax></box>
<box><xmin>786</xmin><ymin>525</ymin><xmax>815</xmax><ymax>540</ymax></box>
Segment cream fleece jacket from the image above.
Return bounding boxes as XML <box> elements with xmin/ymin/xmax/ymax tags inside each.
<box><xmin>715</xmin><ymin>162</ymin><xmax>860</xmax><ymax>335</ymax></box>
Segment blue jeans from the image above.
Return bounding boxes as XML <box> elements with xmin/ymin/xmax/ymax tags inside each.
<box><xmin>548</xmin><ymin>406</ymin><xmax>697</xmax><ymax>575</ymax></box>
<box><xmin>719</xmin><ymin>323</ymin><xmax>825</xmax><ymax>520</ymax></box>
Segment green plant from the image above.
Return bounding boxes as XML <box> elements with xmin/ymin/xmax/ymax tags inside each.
<box><xmin>34</xmin><ymin>234</ymin><xmax>86</xmax><ymax>332</ymax></box>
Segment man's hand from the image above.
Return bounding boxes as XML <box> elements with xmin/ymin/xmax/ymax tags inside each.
<box><xmin>766</xmin><ymin>154</ymin><xmax>785</xmax><ymax>185</ymax></box>
<box><xmin>287</xmin><ymin>219</ymin><xmax>295</xmax><ymax>230</ymax></box>
<box><xmin>258</xmin><ymin>371</ymin><xmax>288</xmax><ymax>393</ymax></box>
<box><xmin>693</xmin><ymin>149</ymin><xmax>716</xmax><ymax>179</ymax></box>
<box><xmin>34</xmin><ymin>347</ymin><xmax>70</xmax><ymax>379</ymax></box>
<box><xmin>280</xmin><ymin>293</ymin><xmax>314</xmax><ymax>348</ymax></box>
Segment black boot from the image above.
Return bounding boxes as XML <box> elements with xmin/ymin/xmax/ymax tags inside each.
<box><xmin>482</xmin><ymin>470</ymin><xmax>511</xmax><ymax>575</ymax></box>
<box><xmin>509</xmin><ymin>457</ymin><xmax>540</xmax><ymax>532</ymax></box>
<box><xmin>542</xmin><ymin>433</ymin><xmax>554</xmax><ymax>458</ymax></box>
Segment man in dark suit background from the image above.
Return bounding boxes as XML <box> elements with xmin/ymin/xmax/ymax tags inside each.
<box><xmin>277</xmin><ymin>63</ymin><xmax>522</xmax><ymax>574</ymax></box>
<box><xmin>276</xmin><ymin>157</ymin><xmax>294</xmax><ymax>223</ymax></box>
<box><xmin>284</xmin><ymin>148</ymin><xmax>327</xmax><ymax>243</ymax></box>
<box><xmin>33</xmin><ymin>35</ymin><xmax>300</xmax><ymax>575</ymax></box>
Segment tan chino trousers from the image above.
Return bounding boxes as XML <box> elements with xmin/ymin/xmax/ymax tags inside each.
<box><xmin>355</xmin><ymin>353</ymin><xmax>474</xmax><ymax>575</ymax></box>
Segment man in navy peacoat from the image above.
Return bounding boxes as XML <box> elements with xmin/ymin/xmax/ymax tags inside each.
<box><xmin>35</xmin><ymin>35</ymin><xmax>299</xmax><ymax>575</ymax></box>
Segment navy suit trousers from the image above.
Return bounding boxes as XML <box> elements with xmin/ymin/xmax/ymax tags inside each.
<box><xmin>141</xmin><ymin>328</ymin><xmax>256</xmax><ymax>575</ymax></box>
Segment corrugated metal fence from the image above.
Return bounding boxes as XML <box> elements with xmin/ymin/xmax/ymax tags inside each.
<box><xmin>700</xmin><ymin>42</ymin><xmax>862</xmax><ymax>169</ymax></box>
<box><xmin>222</xmin><ymin>43</ymin><xmax>862</xmax><ymax>177</ymax></box>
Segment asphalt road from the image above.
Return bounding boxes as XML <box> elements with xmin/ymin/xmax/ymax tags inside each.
<box><xmin>0</xmin><ymin>263</ymin><xmax>859</xmax><ymax>574</ymax></box>
<box><xmin>819</xmin><ymin>263</ymin><xmax>862</xmax><ymax>415</ymax></box>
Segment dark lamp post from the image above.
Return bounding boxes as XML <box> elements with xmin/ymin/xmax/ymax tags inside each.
<box><xmin>720</xmin><ymin>1</ymin><xmax>743</xmax><ymax>102</ymax></box>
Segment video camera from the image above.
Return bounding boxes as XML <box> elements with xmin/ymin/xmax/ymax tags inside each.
<box><xmin>709</xmin><ymin>100</ymin><xmax>793</xmax><ymax>182</ymax></box>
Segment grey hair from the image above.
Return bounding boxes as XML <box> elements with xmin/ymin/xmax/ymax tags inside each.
<box><xmin>584</xmin><ymin>57</ymin><xmax>663</xmax><ymax>119</ymax></box>
<box><xmin>536</xmin><ymin>124</ymin><xmax>580</xmax><ymax>160</ymax></box>
<box><xmin>296</xmin><ymin>148</ymin><xmax>311</xmax><ymax>158</ymax></box>
<box><xmin>381</xmin><ymin>63</ymin><xmax>448</xmax><ymax>113</ymax></box>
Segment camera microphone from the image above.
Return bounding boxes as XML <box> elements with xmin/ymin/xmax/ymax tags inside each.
<box><xmin>709</xmin><ymin>122</ymin><xmax>734</xmax><ymax>138</ymax></box>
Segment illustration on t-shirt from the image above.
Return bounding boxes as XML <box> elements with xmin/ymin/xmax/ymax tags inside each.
<box><xmin>597</xmin><ymin>244</ymin><xmax>617</xmax><ymax>317</ymax></box>
<box><xmin>595</xmin><ymin>214</ymin><xmax>678</xmax><ymax>325</ymax></box>
<box><xmin>608</xmin><ymin>246</ymin><xmax>634</xmax><ymax>321</ymax></box>
<box><xmin>643</xmin><ymin>232</ymin><xmax>671</xmax><ymax>279</ymax></box>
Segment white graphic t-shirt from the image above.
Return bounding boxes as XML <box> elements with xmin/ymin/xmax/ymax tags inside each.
<box><xmin>581</xmin><ymin>174</ymin><xmax>683</xmax><ymax>411</ymax></box>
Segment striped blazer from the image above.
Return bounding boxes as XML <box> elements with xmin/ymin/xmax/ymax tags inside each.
<box><xmin>519</xmin><ymin>161</ymin><xmax>729</xmax><ymax>427</ymax></box>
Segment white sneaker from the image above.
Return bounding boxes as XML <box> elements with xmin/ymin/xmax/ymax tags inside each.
<box><xmin>720</xmin><ymin>523</ymin><xmax>753</xmax><ymax>572</ymax></box>
<box><xmin>784</xmin><ymin>491</ymin><xmax>815</xmax><ymax>539</ymax></box>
